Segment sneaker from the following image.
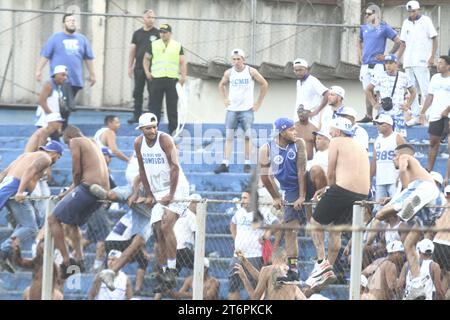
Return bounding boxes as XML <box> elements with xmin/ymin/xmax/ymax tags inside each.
<box><xmin>357</xmin><ymin>116</ymin><xmax>373</xmax><ymax>123</ymax></box>
<box><xmin>0</xmin><ymin>255</ymin><xmax>15</xmax><ymax>274</ymax></box>
<box><xmin>403</xmin><ymin>277</ymin><xmax>426</xmax><ymax>300</ymax></box>
<box><xmin>309</xmin><ymin>259</ymin><xmax>333</xmax><ymax>279</ymax></box>
<box><xmin>398</xmin><ymin>195</ymin><xmax>421</xmax><ymax>221</ymax></box>
<box><xmin>160</xmin><ymin>268</ymin><xmax>177</xmax><ymax>289</ymax></box>
<box><xmin>89</xmin><ymin>184</ymin><xmax>108</xmax><ymax>200</ymax></box>
<box><xmin>243</xmin><ymin>164</ymin><xmax>252</xmax><ymax>173</ymax></box>
<box><xmin>99</xmin><ymin>269</ymin><xmax>116</xmax><ymax>291</ymax></box>
<box><xmin>214</xmin><ymin>163</ymin><xmax>229</xmax><ymax>174</ymax></box>
<box><xmin>127</xmin><ymin>118</ymin><xmax>139</xmax><ymax>124</ymax></box>
<box><xmin>310</xmin><ymin>270</ymin><xmax>337</xmax><ymax>292</ymax></box>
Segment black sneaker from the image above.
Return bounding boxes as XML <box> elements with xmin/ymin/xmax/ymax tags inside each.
<box><xmin>243</xmin><ymin>164</ymin><xmax>252</xmax><ymax>173</ymax></box>
<box><xmin>160</xmin><ymin>268</ymin><xmax>177</xmax><ymax>289</ymax></box>
<box><xmin>0</xmin><ymin>255</ymin><xmax>15</xmax><ymax>274</ymax></box>
<box><xmin>127</xmin><ymin>118</ymin><xmax>139</xmax><ymax>124</ymax></box>
<box><xmin>357</xmin><ymin>115</ymin><xmax>373</xmax><ymax>123</ymax></box>
<box><xmin>214</xmin><ymin>163</ymin><xmax>229</xmax><ymax>174</ymax></box>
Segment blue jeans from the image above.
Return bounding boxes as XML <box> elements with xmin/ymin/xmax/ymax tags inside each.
<box><xmin>225</xmin><ymin>110</ymin><xmax>254</xmax><ymax>139</ymax></box>
<box><xmin>1</xmin><ymin>199</ymin><xmax>38</xmax><ymax>255</ymax></box>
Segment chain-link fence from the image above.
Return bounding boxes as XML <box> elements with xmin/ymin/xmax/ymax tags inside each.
<box><xmin>2</xmin><ymin>1</ymin><xmax>448</xmax><ymax>109</ymax></box>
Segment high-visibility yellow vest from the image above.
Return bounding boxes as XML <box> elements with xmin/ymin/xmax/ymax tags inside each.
<box><xmin>151</xmin><ymin>39</ymin><xmax>181</xmax><ymax>79</ymax></box>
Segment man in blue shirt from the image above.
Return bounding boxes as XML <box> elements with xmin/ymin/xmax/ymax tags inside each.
<box><xmin>357</xmin><ymin>4</ymin><xmax>403</xmax><ymax>123</ymax></box>
<box><xmin>35</xmin><ymin>13</ymin><xmax>96</xmax><ymax>127</ymax></box>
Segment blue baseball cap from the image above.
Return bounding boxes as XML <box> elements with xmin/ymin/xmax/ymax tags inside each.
<box><xmin>273</xmin><ymin>118</ymin><xmax>294</xmax><ymax>133</ymax></box>
<box><xmin>101</xmin><ymin>147</ymin><xmax>114</xmax><ymax>157</ymax></box>
<box><xmin>39</xmin><ymin>140</ymin><xmax>64</xmax><ymax>155</ymax></box>
<box><xmin>384</xmin><ymin>54</ymin><xmax>398</xmax><ymax>63</ymax></box>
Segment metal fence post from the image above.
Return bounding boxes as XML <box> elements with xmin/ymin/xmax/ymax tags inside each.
<box><xmin>349</xmin><ymin>203</ymin><xmax>364</xmax><ymax>300</ymax></box>
<box><xmin>250</xmin><ymin>0</ymin><xmax>257</xmax><ymax>64</ymax></box>
<box><xmin>41</xmin><ymin>199</ymin><xmax>55</xmax><ymax>300</ymax></box>
<box><xmin>192</xmin><ymin>200</ymin><xmax>207</xmax><ymax>300</ymax></box>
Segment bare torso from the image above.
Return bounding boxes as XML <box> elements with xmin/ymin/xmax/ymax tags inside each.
<box><xmin>264</xmin><ymin>265</ymin><xmax>306</xmax><ymax>300</ymax></box>
<box><xmin>400</xmin><ymin>155</ymin><xmax>434</xmax><ymax>186</ymax></box>
<box><xmin>71</xmin><ymin>137</ymin><xmax>110</xmax><ymax>188</ymax></box>
<box><xmin>434</xmin><ymin>209</ymin><xmax>450</xmax><ymax>242</ymax></box>
<box><xmin>24</xmin><ymin>128</ymin><xmax>50</xmax><ymax>153</ymax></box>
<box><xmin>295</xmin><ymin>122</ymin><xmax>317</xmax><ymax>161</ymax></box>
<box><xmin>5</xmin><ymin>152</ymin><xmax>51</xmax><ymax>191</ymax></box>
<box><xmin>332</xmin><ymin>137</ymin><xmax>370</xmax><ymax>194</ymax></box>
<box><xmin>366</xmin><ymin>258</ymin><xmax>397</xmax><ymax>300</ymax></box>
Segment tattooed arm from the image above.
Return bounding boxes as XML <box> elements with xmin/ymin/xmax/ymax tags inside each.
<box><xmin>15</xmin><ymin>154</ymin><xmax>51</xmax><ymax>201</ymax></box>
<box><xmin>295</xmin><ymin>138</ymin><xmax>307</xmax><ymax>209</ymax></box>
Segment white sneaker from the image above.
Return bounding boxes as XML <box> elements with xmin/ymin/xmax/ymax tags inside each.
<box><xmin>309</xmin><ymin>259</ymin><xmax>333</xmax><ymax>279</ymax></box>
<box><xmin>99</xmin><ymin>269</ymin><xmax>116</xmax><ymax>291</ymax></box>
<box><xmin>398</xmin><ymin>195</ymin><xmax>421</xmax><ymax>221</ymax></box>
<box><xmin>403</xmin><ymin>277</ymin><xmax>426</xmax><ymax>300</ymax></box>
<box><xmin>310</xmin><ymin>270</ymin><xmax>337</xmax><ymax>292</ymax></box>
<box><xmin>89</xmin><ymin>184</ymin><xmax>108</xmax><ymax>200</ymax></box>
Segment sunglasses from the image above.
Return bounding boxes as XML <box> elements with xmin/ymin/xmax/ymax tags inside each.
<box><xmin>365</xmin><ymin>11</ymin><xmax>374</xmax><ymax>16</ymax></box>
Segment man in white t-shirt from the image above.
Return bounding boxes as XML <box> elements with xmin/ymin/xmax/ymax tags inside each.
<box><xmin>397</xmin><ymin>1</ymin><xmax>438</xmax><ymax>118</ymax></box>
<box><xmin>420</xmin><ymin>56</ymin><xmax>450</xmax><ymax>172</ymax></box>
<box><xmin>228</xmin><ymin>190</ymin><xmax>279</xmax><ymax>300</ymax></box>
<box><xmin>215</xmin><ymin>48</ymin><xmax>268</xmax><ymax>174</ymax></box>
<box><xmin>293</xmin><ymin>58</ymin><xmax>329</xmax><ymax>127</ymax></box>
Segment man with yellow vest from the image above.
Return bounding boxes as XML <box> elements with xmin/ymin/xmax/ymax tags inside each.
<box><xmin>143</xmin><ymin>23</ymin><xmax>187</xmax><ymax>135</ymax></box>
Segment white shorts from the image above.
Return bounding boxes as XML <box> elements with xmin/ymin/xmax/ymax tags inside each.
<box><xmin>387</xmin><ymin>179</ymin><xmax>442</xmax><ymax>224</ymax></box>
<box><xmin>150</xmin><ymin>183</ymin><xmax>190</xmax><ymax>225</ymax></box>
<box><xmin>360</xmin><ymin>64</ymin><xmax>385</xmax><ymax>89</ymax></box>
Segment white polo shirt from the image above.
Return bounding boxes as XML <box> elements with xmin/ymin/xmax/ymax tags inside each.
<box><xmin>426</xmin><ymin>73</ymin><xmax>450</xmax><ymax>122</ymax></box>
<box><xmin>400</xmin><ymin>15</ymin><xmax>437</xmax><ymax>68</ymax></box>
<box><xmin>174</xmin><ymin>209</ymin><xmax>197</xmax><ymax>250</ymax></box>
<box><xmin>295</xmin><ymin>75</ymin><xmax>328</xmax><ymax>120</ymax></box>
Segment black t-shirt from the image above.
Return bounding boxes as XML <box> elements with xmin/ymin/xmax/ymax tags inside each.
<box><xmin>131</xmin><ymin>27</ymin><xmax>160</xmax><ymax>69</ymax></box>
<box><xmin>147</xmin><ymin>41</ymin><xmax>184</xmax><ymax>56</ymax></box>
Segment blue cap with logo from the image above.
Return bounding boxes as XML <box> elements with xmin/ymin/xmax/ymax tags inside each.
<box><xmin>274</xmin><ymin>118</ymin><xmax>294</xmax><ymax>133</ymax></box>
<box><xmin>384</xmin><ymin>54</ymin><xmax>398</xmax><ymax>63</ymax></box>
<box><xmin>38</xmin><ymin>140</ymin><xmax>64</xmax><ymax>155</ymax></box>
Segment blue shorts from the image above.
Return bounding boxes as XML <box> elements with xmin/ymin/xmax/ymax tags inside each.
<box><xmin>0</xmin><ymin>176</ymin><xmax>20</xmax><ymax>210</ymax></box>
<box><xmin>53</xmin><ymin>183</ymin><xmax>102</xmax><ymax>226</ymax></box>
<box><xmin>225</xmin><ymin>110</ymin><xmax>254</xmax><ymax>138</ymax></box>
<box><xmin>283</xmin><ymin>188</ymin><xmax>306</xmax><ymax>224</ymax></box>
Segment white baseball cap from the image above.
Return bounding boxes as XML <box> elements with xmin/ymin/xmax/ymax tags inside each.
<box><xmin>417</xmin><ymin>238</ymin><xmax>434</xmax><ymax>254</ymax></box>
<box><xmin>430</xmin><ymin>171</ymin><xmax>444</xmax><ymax>185</ymax></box>
<box><xmin>386</xmin><ymin>240</ymin><xmax>404</xmax><ymax>253</ymax></box>
<box><xmin>373</xmin><ymin>114</ymin><xmax>394</xmax><ymax>126</ymax></box>
<box><xmin>46</xmin><ymin>112</ymin><xmax>64</xmax><ymax>123</ymax></box>
<box><xmin>335</xmin><ymin>106</ymin><xmax>357</xmax><ymax>120</ymax></box>
<box><xmin>204</xmin><ymin>257</ymin><xmax>210</xmax><ymax>268</ymax></box>
<box><xmin>231</xmin><ymin>48</ymin><xmax>245</xmax><ymax>58</ymax></box>
<box><xmin>330</xmin><ymin>86</ymin><xmax>345</xmax><ymax>99</ymax></box>
<box><xmin>52</xmin><ymin>65</ymin><xmax>68</xmax><ymax>76</ymax></box>
<box><xmin>136</xmin><ymin>113</ymin><xmax>158</xmax><ymax>130</ymax></box>
<box><xmin>330</xmin><ymin>117</ymin><xmax>354</xmax><ymax>136</ymax></box>
<box><xmin>406</xmin><ymin>1</ymin><xmax>420</xmax><ymax>11</ymax></box>
<box><xmin>444</xmin><ymin>185</ymin><xmax>450</xmax><ymax>195</ymax></box>
<box><xmin>108</xmin><ymin>249</ymin><xmax>122</xmax><ymax>258</ymax></box>
<box><xmin>293</xmin><ymin>58</ymin><xmax>308</xmax><ymax>68</ymax></box>
<box><xmin>313</xmin><ymin>130</ymin><xmax>331</xmax><ymax>140</ymax></box>
<box><xmin>188</xmin><ymin>193</ymin><xmax>202</xmax><ymax>201</ymax></box>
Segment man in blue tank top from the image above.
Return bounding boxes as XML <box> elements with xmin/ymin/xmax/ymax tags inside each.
<box><xmin>259</xmin><ymin>118</ymin><xmax>308</xmax><ymax>282</ymax></box>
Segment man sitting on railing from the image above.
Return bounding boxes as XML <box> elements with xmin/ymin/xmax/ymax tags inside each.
<box><xmin>373</xmin><ymin>144</ymin><xmax>446</xmax><ymax>300</ymax></box>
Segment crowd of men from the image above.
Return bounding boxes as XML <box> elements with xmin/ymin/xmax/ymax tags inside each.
<box><xmin>0</xmin><ymin>1</ymin><xmax>450</xmax><ymax>300</ymax></box>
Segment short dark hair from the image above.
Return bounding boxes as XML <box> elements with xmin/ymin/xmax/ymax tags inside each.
<box><xmin>62</xmin><ymin>13</ymin><xmax>74</xmax><ymax>23</ymax></box>
<box><xmin>395</xmin><ymin>144</ymin><xmax>415</xmax><ymax>153</ymax></box>
<box><xmin>439</xmin><ymin>55</ymin><xmax>450</xmax><ymax>66</ymax></box>
<box><xmin>104</xmin><ymin>115</ymin><xmax>117</xmax><ymax>125</ymax></box>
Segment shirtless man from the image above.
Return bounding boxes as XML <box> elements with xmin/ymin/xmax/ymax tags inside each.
<box><xmin>372</xmin><ymin>144</ymin><xmax>446</xmax><ymax>300</ymax></box>
<box><xmin>24</xmin><ymin>113</ymin><xmax>65</xmax><ymax>225</ymax></box>
<box><xmin>47</xmin><ymin>125</ymin><xmax>110</xmax><ymax>278</ymax></box>
<box><xmin>97</xmin><ymin>113</ymin><xmax>189</xmax><ymax>291</ymax></box>
<box><xmin>93</xmin><ymin>115</ymin><xmax>130</xmax><ymax>162</ymax></box>
<box><xmin>361</xmin><ymin>240</ymin><xmax>405</xmax><ymax>300</ymax></box>
<box><xmin>11</xmin><ymin>237</ymin><xmax>63</xmax><ymax>300</ymax></box>
<box><xmin>235</xmin><ymin>248</ymin><xmax>306</xmax><ymax>300</ymax></box>
<box><xmin>307</xmin><ymin>117</ymin><xmax>370</xmax><ymax>291</ymax></box>
<box><xmin>0</xmin><ymin>140</ymin><xmax>62</xmax><ymax>273</ymax></box>
<box><xmin>294</xmin><ymin>105</ymin><xmax>318</xmax><ymax>161</ymax></box>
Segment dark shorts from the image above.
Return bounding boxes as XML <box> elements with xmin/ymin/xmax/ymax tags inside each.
<box><xmin>283</xmin><ymin>188</ymin><xmax>306</xmax><ymax>224</ymax></box>
<box><xmin>104</xmin><ymin>236</ymin><xmax>149</xmax><ymax>270</ymax></box>
<box><xmin>84</xmin><ymin>205</ymin><xmax>111</xmax><ymax>243</ymax></box>
<box><xmin>313</xmin><ymin>185</ymin><xmax>367</xmax><ymax>225</ymax></box>
<box><xmin>305</xmin><ymin>170</ymin><xmax>316</xmax><ymax>201</ymax></box>
<box><xmin>228</xmin><ymin>256</ymin><xmax>263</xmax><ymax>293</ymax></box>
<box><xmin>428</xmin><ymin>118</ymin><xmax>449</xmax><ymax>137</ymax></box>
<box><xmin>53</xmin><ymin>183</ymin><xmax>102</xmax><ymax>226</ymax></box>
<box><xmin>176</xmin><ymin>247</ymin><xmax>194</xmax><ymax>272</ymax></box>
<box><xmin>433</xmin><ymin>242</ymin><xmax>450</xmax><ymax>272</ymax></box>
